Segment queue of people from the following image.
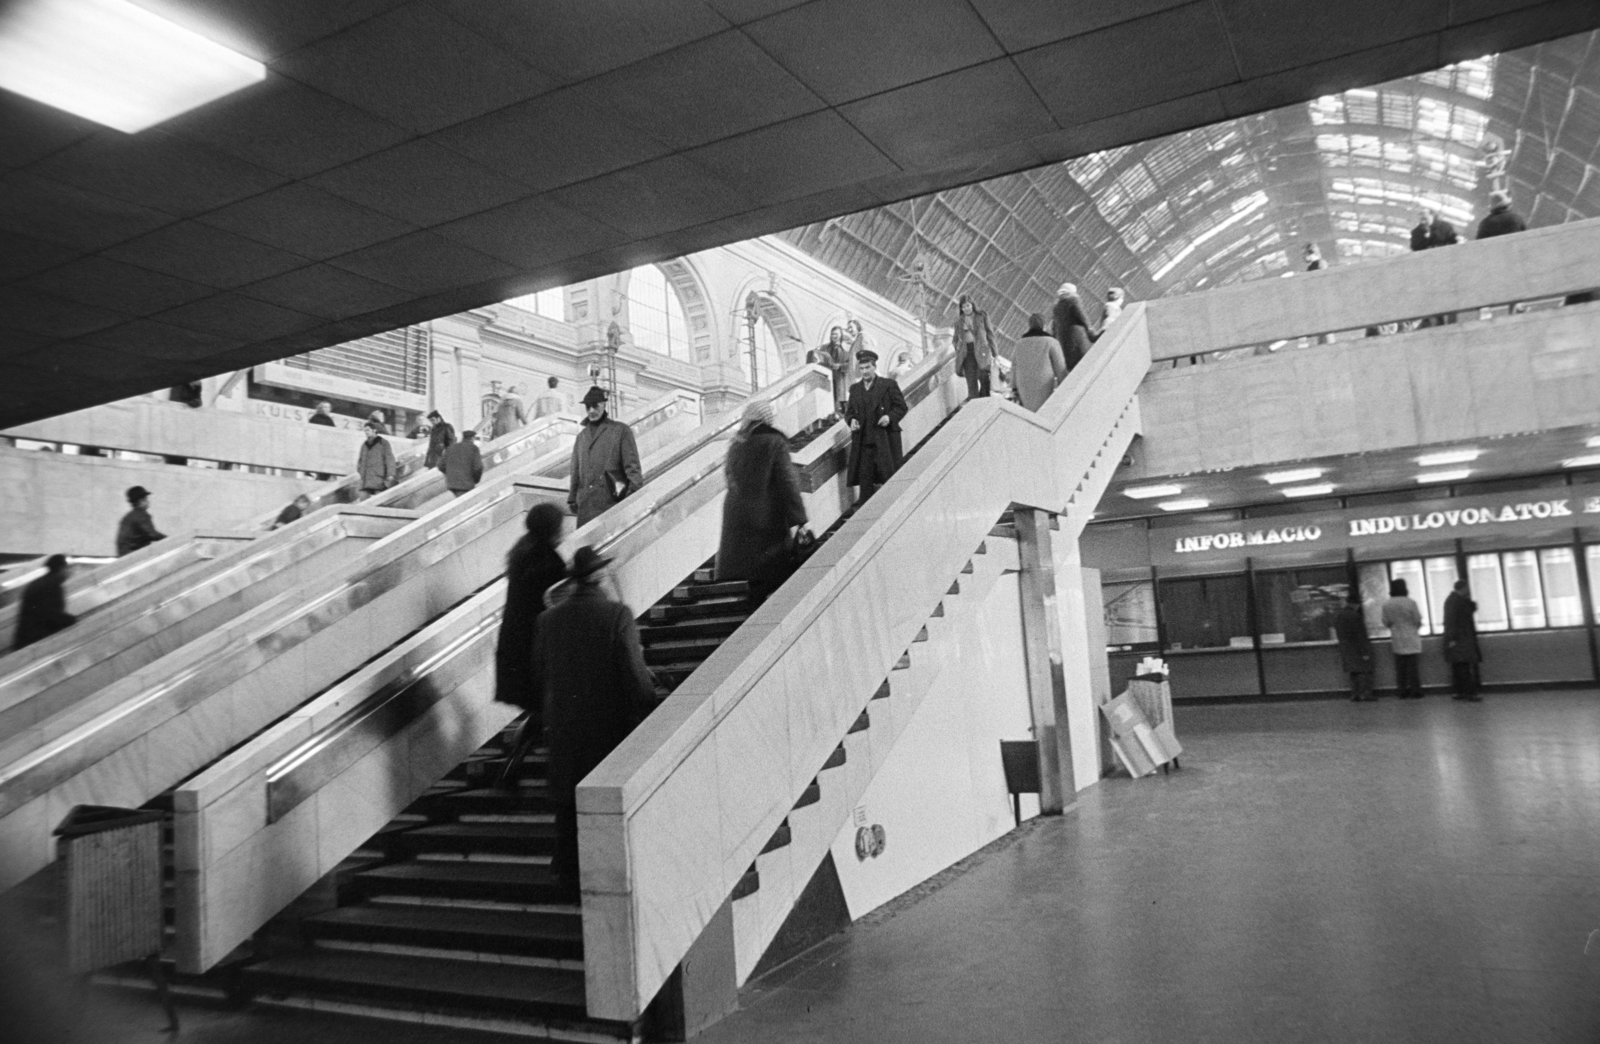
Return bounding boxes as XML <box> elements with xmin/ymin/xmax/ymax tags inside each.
<box><xmin>1333</xmin><ymin>578</ymin><xmax>1484</xmax><ymax>703</ymax></box>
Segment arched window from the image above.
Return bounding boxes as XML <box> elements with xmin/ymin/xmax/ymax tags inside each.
<box><xmin>737</xmin><ymin>293</ymin><xmax>796</xmax><ymax>389</ymax></box>
<box><xmin>625</xmin><ymin>266</ymin><xmax>691</xmax><ymax>362</ymax></box>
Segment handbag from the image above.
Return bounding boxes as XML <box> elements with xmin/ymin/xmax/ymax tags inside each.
<box><xmin>787</xmin><ymin>525</ymin><xmax>817</xmax><ymax>566</ymax></box>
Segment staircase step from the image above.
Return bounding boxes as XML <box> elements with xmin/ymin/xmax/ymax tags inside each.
<box><xmin>407</xmin><ymin>786</ymin><xmax>554</xmax><ymax>818</ymax></box>
<box><xmin>303</xmin><ymin>904</ymin><xmax>583</xmax><ymax>962</ymax></box>
<box><xmin>793</xmin><ymin>779</ymin><xmax>820</xmax><ymax>810</ymax></box>
<box><xmin>351</xmin><ymin>860</ymin><xmax>567</xmax><ymax>906</ymax></box>
<box><xmin>638</xmin><ymin>614</ymin><xmax>747</xmax><ymax>643</ymax></box>
<box><xmin>643</xmin><ymin>637</ymin><xmax>723</xmax><ymax>664</ymax></box>
<box><xmin>760</xmin><ymin>820</ymin><xmax>791</xmax><ymax>855</ymax></box>
<box><xmin>243</xmin><ymin>951</ymin><xmax>629</xmax><ymax>1040</ymax></box>
<box><xmin>389</xmin><ymin>822</ymin><xmax>556</xmax><ymax>858</ymax></box>
<box><xmin>731</xmin><ymin>864</ymin><xmax>760</xmax><ymax>902</ymax></box>
<box><xmin>871</xmin><ymin>680</ymin><xmax>890</xmax><ymax>700</ymax></box>
<box><xmin>646</xmin><ymin>596</ymin><xmax>752</xmax><ymax>623</ymax></box>
<box><xmin>671</xmin><ymin>580</ymin><xmax>749</xmax><ymax>603</ymax></box>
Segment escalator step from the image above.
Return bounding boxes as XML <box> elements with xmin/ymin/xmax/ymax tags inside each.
<box><xmin>793</xmin><ymin>780</ymin><xmax>820</xmax><ymax>810</ymax></box>
<box><xmin>847</xmin><ymin>710</ymin><xmax>869</xmax><ymax>734</ymax></box>
<box><xmin>351</xmin><ymin>860</ymin><xmax>565</xmax><ymax>906</ymax></box>
<box><xmin>821</xmin><ymin>744</ymin><xmax>846</xmax><ymax>771</ymax></box>
<box><xmin>760</xmin><ymin>820</ymin><xmax>792</xmax><ymax>855</ymax></box>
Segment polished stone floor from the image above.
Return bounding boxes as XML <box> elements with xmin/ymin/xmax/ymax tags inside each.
<box><xmin>9</xmin><ymin>690</ymin><xmax>1599</xmax><ymax>1043</ymax></box>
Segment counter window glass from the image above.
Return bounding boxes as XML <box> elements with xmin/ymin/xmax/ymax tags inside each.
<box><xmin>1357</xmin><ymin>562</ymin><xmax>1390</xmax><ymax>636</ymax></box>
<box><xmin>1587</xmin><ymin>545</ymin><xmax>1600</xmax><ymax>625</ymax></box>
<box><xmin>1423</xmin><ymin>557</ymin><xmax>1458</xmax><ymax>631</ymax></box>
<box><xmin>1539</xmin><ymin>547</ymin><xmax>1584</xmax><ymax>627</ymax></box>
<box><xmin>1253</xmin><ymin>566</ymin><xmax>1348</xmax><ymax>644</ymax></box>
<box><xmin>1158</xmin><ymin>574</ymin><xmax>1250</xmax><ymax>650</ymax></box>
<box><xmin>1502</xmin><ymin>550</ymin><xmax>1547</xmax><ymax>629</ymax></box>
<box><xmin>1386</xmin><ymin>559</ymin><xmax>1433</xmax><ymax>633</ymax></box>
<box><xmin>1466</xmin><ymin>553</ymin><xmax>1510</xmax><ymax>632</ymax></box>
<box><xmin>1103</xmin><ymin>580</ymin><xmax>1159</xmax><ymax>647</ymax></box>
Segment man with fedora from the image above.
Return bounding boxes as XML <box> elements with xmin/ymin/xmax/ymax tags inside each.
<box><xmin>532</xmin><ymin>545</ymin><xmax>657</xmax><ymax>900</ymax></box>
<box><xmin>115</xmin><ymin>486</ymin><xmax>166</xmax><ymax>557</ymax></box>
<box><xmin>844</xmin><ymin>348</ymin><xmax>907</xmax><ymax>503</ymax></box>
<box><xmin>569</xmin><ymin>385</ymin><xmax>643</xmax><ymax>526</ymax></box>
<box><xmin>423</xmin><ymin>409</ymin><xmax>456</xmax><ymax>469</ymax></box>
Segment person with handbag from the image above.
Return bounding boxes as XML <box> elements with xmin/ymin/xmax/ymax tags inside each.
<box><xmin>715</xmin><ymin>399</ymin><xmax>809</xmax><ymax>605</ymax></box>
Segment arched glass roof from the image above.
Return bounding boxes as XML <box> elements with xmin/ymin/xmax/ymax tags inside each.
<box><xmin>781</xmin><ymin>29</ymin><xmax>1600</xmax><ymax>339</ymax></box>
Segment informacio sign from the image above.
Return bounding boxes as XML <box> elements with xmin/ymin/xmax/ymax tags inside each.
<box><xmin>1150</xmin><ymin>482</ymin><xmax>1600</xmax><ymax>566</ymax></box>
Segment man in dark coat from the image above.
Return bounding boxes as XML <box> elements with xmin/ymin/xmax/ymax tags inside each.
<box><xmin>716</xmin><ymin>399</ymin><xmax>808</xmax><ymax>604</ymax></box>
<box><xmin>272</xmin><ymin>494</ymin><xmax>312</xmax><ymax>530</ymax></box>
<box><xmin>13</xmin><ymin>554</ymin><xmax>74</xmax><ymax>650</ymax></box>
<box><xmin>494</xmin><ymin>502</ymin><xmax>569</xmax><ymax>787</ymax></box>
<box><xmin>308</xmin><ymin>401</ymin><xmax>337</xmax><ymax>426</ymax></box>
<box><xmin>115</xmin><ymin>486</ymin><xmax>166</xmax><ymax>556</ymax></box>
<box><xmin>1410</xmin><ymin>210</ymin><xmax>1435</xmax><ymax>252</ymax></box>
<box><xmin>844</xmin><ymin>349</ymin><xmax>907</xmax><ymax>503</ymax></box>
<box><xmin>423</xmin><ymin>409</ymin><xmax>456</xmax><ymax>468</ymax></box>
<box><xmin>1443</xmin><ymin>580</ymin><xmax>1483</xmax><ymax>701</ymax></box>
<box><xmin>1476</xmin><ymin>190</ymin><xmax>1527</xmax><ymax>240</ymax></box>
<box><xmin>534</xmin><ymin>546</ymin><xmax>657</xmax><ymax>899</ymax></box>
<box><xmin>440</xmin><ymin>429</ymin><xmax>483</xmax><ymax>497</ymax></box>
<box><xmin>1332</xmin><ymin>592</ymin><xmax>1375</xmax><ymax>702</ymax></box>
<box><xmin>1051</xmin><ymin>283</ymin><xmax>1096</xmax><ymax>371</ymax></box>
<box><xmin>569</xmin><ymin>386</ymin><xmax>643</xmax><ymax>526</ymax></box>
<box><xmin>355</xmin><ymin>422</ymin><xmax>397</xmax><ymax>499</ymax></box>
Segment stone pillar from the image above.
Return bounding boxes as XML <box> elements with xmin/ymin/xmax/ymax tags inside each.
<box><xmin>1015</xmin><ymin>509</ymin><xmax>1074</xmax><ymax>813</ymax></box>
<box><xmin>1053</xmin><ymin>549</ymin><xmax>1108</xmax><ymax>792</ymax></box>
<box><xmin>429</xmin><ymin>316</ymin><xmax>483</xmax><ymax>433</ymax></box>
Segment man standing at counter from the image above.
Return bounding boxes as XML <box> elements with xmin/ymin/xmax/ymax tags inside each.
<box><xmin>1443</xmin><ymin>581</ymin><xmax>1483</xmax><ymax>702</ymax></box>
<box><xmin>1333</xmin><ymin>592</ymin><xmax>1376</xmax><ymax>702</ymax></box>
<box><xmin>1381</xmin><ymin>579</ymin><xmax>1425</xmax><ymax>699</ymax></box>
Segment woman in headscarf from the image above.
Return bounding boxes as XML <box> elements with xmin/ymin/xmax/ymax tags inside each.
<box><xmin>715</xmin><ymin>399</ymin><xmax>808</xmax><ymax>605</ymax></box>
<box><xmin>1007</xmin><ymin>313</ymin><xmax>1069</xmax><ymax>412</ymax></box>
<box><xmin>952</xmin><ymin>294</ymin><xmax>994</xmax><ymax>400</ymax></box>
<box><xmin>494</xmin><ymin>501</ymin><xmax>568</xmax><ymax>785</ymax></box>
<box><xmin>1050</xmin><ymin>283</ymin><xmax>1096</xmax><ymax>371</ymax></box>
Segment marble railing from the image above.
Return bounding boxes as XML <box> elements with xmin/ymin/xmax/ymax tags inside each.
<box><xmin>1147</xmin><ymin>214</ymin><xmax>1600</xmax><ymax>357</ymax></box>
<box><xmin>576</xmin><ymin>306</ymin><xmax>1152</xmax><ymax>1021</ymax></box>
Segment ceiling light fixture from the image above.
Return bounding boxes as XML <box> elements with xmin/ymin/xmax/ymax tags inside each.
<box><xmin>1262</xmin><ymin>468</ymin><xmax>1325</xmax><ymax>485</ymax></box>
<box><xmin>1560</xmin><ymin>454</ymin><xmax>1600</xmax><ymax>469</ymax></box>
<box><xmin>1124</xmin><ymin>484</ymin><xmax>1183</xmax><ymax>500</ymax></box>
<box><xmin>1415</xmin><ymin>448</ymin><xmax>1480</xmax><ymax>467</ymax></box>
<box><xmin>1281</xmin><ymin>483</ymin><xmax>1336</xmax><ymax>498</ymax></box>
<box><xmin>0</xmin><ymin>0</ymin><xmax>264</xmax><ymax>133</ymax></box>
<box><xmin>1157</xmin><ymin>498</ymin><xmax>1211</xmax><ymax>512</ymax></box>
<box><xmin>1417</xmin><ymin>469</ymin><xmax>1471</xmax><ymax>484</ymax></box>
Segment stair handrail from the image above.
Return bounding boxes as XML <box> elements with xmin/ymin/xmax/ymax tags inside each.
<box><xmin>576</xmin><ymin>305</ymin><xmax>1154</xmax><ymax>1021</ymax></box>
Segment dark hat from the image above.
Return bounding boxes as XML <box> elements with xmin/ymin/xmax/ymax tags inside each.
<box><xmin>568</xmin><ymin>545</ymin><xmax>612</xmax><ymax>580</ymax></box>
<box><xmin>461</xmin><ymin>428</ymin><xmax>477</xmax><ymax>438</ymax></box>
<box><xmin>855</xmin><ymin>348</ymin><xmax>878</xmax><ymax>364</ymax></box>
<box><xmin>426</xmin><ymin>409</ymin><xmax>443</xmax><ymax>420</ymax></box>
<box><xmin>126</xmin><ymin>485</ymin><xmax>151</xmax><ymax>502</ymax></box>
<box><xmin>581</xmin><ymin>385</ymin><xmax>608</xmax><ymax>406</ymax></box>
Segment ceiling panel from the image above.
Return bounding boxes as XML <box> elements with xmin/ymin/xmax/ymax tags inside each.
<box><xmin>150</xmin><ymin>293</ymin><xmax>324</xmax><ymax>342</ymax></box>
<box><xmin>433</xmin><ymin>196</ymin><xmax>630</xmax><ymax>271</ymax></box>
<box><xmin>1216</xmin><ymin>0</ymin><xmax>1451</xmax><ymax>78</ymax></box>
<box><xmin>103</xmin><ymin>221</ymin><xmax>311</xmax><ymax>288</ymax></box>
<box><xmin>0</xmin><ymin>287</ymin><xmax>128</xmax><ymax>339</ymax></box>
<box><xmin>0</xmin><ymin>232</ymin><xmax>84</xmax><ymax>285</ymax></box>
<box><xmin>237</xmin><ymin>263</ymin><xmax>415</xmax><ymax>319</ymax></box>
<box><xmin>968</xmin><ymin>0</ymin><xmax>1193</xmax><ymax>53</ymax></box>
<box><xmin>308</xmin><ymin>139</ymin><xmax>528</xmax><ymax>227</ymax></box>
<box><xmin>28</xmin><ymin>131</ymin><xmax>288</xmax><ymax>218</ymax></box>
<box><xmin>550</xmin><ymin>155</ymin><xmax>760</xmax><ymax>240</ymax></box>
<box><xmin>196</xmin><ymin>182</ymin><xmax>417</xmax><ymax>260</ymax></box>
<box><xmin>81</xmin><ymin>320</ymin><xmax>246</xmax><ymax>362</ymax></box>
<box><xmin>686</xmin><ymin>111</ymin><xmax>900</xmax><ymax>206</ymax></box>
<box><xmin>0</xmin><ymin>174</ymin><xmax>176</xmax><ymax>253</ymax></box>
<box><xmin>327</xmin><ymin>230</ymin><xmax>519</xmax><ymax>295</ymax></box>
<box><xmin>18</xmin><ymin>257</ymin><xmax>215</xmax><ymax>316</ymax></box>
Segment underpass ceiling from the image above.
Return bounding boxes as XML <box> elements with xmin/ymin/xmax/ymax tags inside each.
<box><xmin>3</xmin><ymin>0</ymin><xmax>1599</xmax><ymax>426</ymax></box>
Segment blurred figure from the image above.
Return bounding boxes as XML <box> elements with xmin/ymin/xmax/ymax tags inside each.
<box><xmin>493</xmin><ymin>383</ymin><xmax>528</xmax><ymax>439</ymax></box>
<box><xmin>1303</xmin><ymin>243</ymin><xmax>1327</xmax><ymax>271</ymax></box>
<box><xmin>1443</xmin><ymin>580</ymin><xmax>1483</xmax><ymax>701</ymax></box>
<box><xmin>1333</xmin><ymin>591</ymin><xmax>1375</xmax><ymax>702</ymax></box>
<box><xmin>1475</xmin><ymin>190</ymin><xmax>1526</xmax><ymax>240</ymax></box>
<box><xmin>14</xmin><ymin>554</ymin><xmax>74</xmax><ymax>650</ymax></box>
<box><xmin>1381</xmin><ymin>579</ymin><xmax>1424</xmax><ymax>699</ymax></box>
<box><xmin>845</xmin><ymin>348</ymin><xmax>906</xmax><ymax>503</ymax></box>
<box><xmin>1429</xmin><ymin>211</ymin><xmax>1460</xmax><ymax>247</ymax></box>
<box><xmin>533</xmin><ymin>376</ymin><xmax>566</xmax><ymax>420</ymax></box>
<box><xmin>1051</xmin><ymin>283</ymin><xmax>1095</xmax><ymax>371</ymax></box>
<box><xmin>716</xmin><ymin>399</ymin><xmax>808</xmax><ymax>605</ymax></box>
<box><xmin>441</xmin><ymin>429</ymin><xmax>483</xmax><ymax>497</ymax></box>
<box><xmin>1410</xmin><ymin>210</ymin><xmax>1436</xmax><ymax>252</ymax></box>
<box><xmin>272</xmin><ymin>493</ymin><xmax>312</xmax><ymax>529</ymax></box>
<box><xmin>115</xmin><ymin>485</ymin><xmax>165</xmax><ymax>557</ymax></box>
<box><xmin>569</xmin><ymin>386</ymin><xmax>643</xmax><ymax>526</ymax></box>
<box><xmin>308</xmin><ymin>400</ymin><xmax>336</xmax><ymax>426</ymax></box>
<box><xmin>952</xmin><ymin>294</ymin><xmax>994</xmax><ymax>400</ymax></box>
<box><xmin>1102</xmin><ymin>287</ymin><xmax>1127</xmax><ymax>328</ymax></box>
<box><xmin>367</xmin><ymin>409</ymin><xmax>391</xmax><ymax>435</ymax></box>
<box><xmin>1007</xmin><ymin>313</ymin><xmax>1068</xmax><ymax>412</ymax></box>
<box><xmin>495</xmin><ymin>502</ymin><xmax>569</xmax><ymax>787</ymax></box>
<box><xmin>806</xmin><ymin>326</ymin><xmax>850</xmax><ymax>413</ymax></box>
<box><xmin>534</xmin><ymin>546</ymin><xmax>657</xmax><ymax>901</ymax></box>
<box><xmin>889</xmin><ymin>349</ymin><xmax>916</xmax><ymax>382</ymax></box>
<box><xmin>844</xmin><ymin>319</ymin><xmax>872</xmax><ymax>380</ymax></box>
<box><xmin>355</xmin><ymin>421</ymin><xmax>396</xmax><ymax>500</ymax></box>
<box><xmin>423</xmin><ymin>409</ymin><xmax>456</xmax><ymax>468</ymax></box>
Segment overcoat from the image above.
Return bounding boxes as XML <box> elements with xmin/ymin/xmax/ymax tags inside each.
<box><xmin>441</xmin><ymin>440</ymin><xmax>483</xmax><ymax>492</ymax></box>
<box><xmin>952</xmin><ymin>310</ymin><xmax>994</xmax><ymax>369</ymax></box>
<box><xmin>1008</xmin><ymin>333</ymin><xmax>1068</xmax><ymax>412</ymax></box>
<box><xmin>1051</xmin><ymin>297</ymin><xmax>1095</xmax><ymax>370</ymax></box>
<box><xmin>1476</xmin><ymin>206</ymin><xmax>1527</xmax><ymax>240</ymax></box>
<box><xmin>494</xmin><ymin>541</ymin><xmax>567</xmax><ymax>713</ymax></box>
<box><xmin>1381</xmin><ymin>596</ymin><xmax>1424</xmax><ymax>656</ymax></box>
<box><xmin>115</xmin><ymin>507</ymin><xmax>165</xmax><ymax>556</ymax></box>
<box><xmin>534</xmin><ymin>584</ymin><xmax>656</xmax><ymax>768</ymax></box>
<box><xmin>569</xmin><ymin>415</ymin><xmax>644</xmax><ymax>526</ymax></box>
<box><xmin>14</xmin><ymin>571</ymin><xmax>74</xmax><ymax>650</ymax></box>
<box><xmin>1442</xmin><ymin>591</ymin><xmax>1481</xmax><ymax>663</ymax></box>
<box><xmin>356</xmin><ymin>435</ymin><xmax>396</xmax><ymax>492</ymax></box>
<box><xmin>844</xmin><ymin>376</ymin><xmax>907</xmax><ymax>487</ymax></box>
<box><xmin>716</xmin><ymin>424</ymin><xmax>807</xmax><ymax>584</ymax></box>
<box><xmin>493</xmin><ymin>394</ymin><xmax>527</xmax><ymax>439</ymax></box>
<box><xmin>1332</xmin><ymin>604</ymin><xmax>1374</xmax><ymax>673</ymax></box>
<box><xmin>424</xmin><ymin>421</ymin><xmax>456</xmax><ymax>468</ymax></box>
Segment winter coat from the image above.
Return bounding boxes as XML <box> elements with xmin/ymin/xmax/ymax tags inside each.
<box><xmin>807</xmin><ymin>343</ymin><xmax>850</xmax><ymax>407</ymax></box>
<box><xmin>308</xmin><ymin>412</ymin><xmax>336</xmax><ymax>427</ymax></box>
<box><xmin>716</xmin><ymin>424</ymin><xmax>807</xmax><ymax>585</ymax></box>
<box><xmin>1052</xmin><ymin>297</ymin><xmax>1095</xmax><ymax>371</ymax></box>
<box><xmin>494</xmin><ymin>540</ymin><xmax>567</xmax><ymax>713</ymax></box>
<box><xmin>953</xmin><ymin>310</ymin><xmax>994</xmax><ymax>370</ymax></box>
<box><xmin>1381</xmin><ymin>596</ymin><xmax>1424</xmax><ymax>656</ymax></box>
<box><xmin>441</xmin><ymin>440</ymin><xmax>483</xmax><ymax>492</ymax></box>
<box><xmin>1442</xmin><ymin>591</ymin><xmax>1481</xmax><ymax>663</ymax></box>
<box><xmin>534</xmin><ymin>583</ymin><xmax>656</xmax><ymax>757</ymax></box>
<box><xmin>845</xmin><ymin>376</ymin><xmax>907</xmax><ymax>487</ymax></box>
<box><xmin>493</xmin><ymin>394</ymin><xmax>527</xmax><ymax>439</ymax></box>
<box><xmin>1410</xmin><ymin>221</ymin><xmax>1433</xmax><ymax>251</ymax></box>
<box><xmin>1332</xmin><ymin>604</ymin><xmax>1374</xmax><ymax>674</ymax></box>
<box><xmin>1429</xmin><ymin>218</ymin><xmax>1459</xmax><ymax>247</ymax></box>
<box><xmin>1476</xmin><ymin>205</ymin><xmax>1526</xmax><ymax>240</ymax></box>
<box><xmin>425</xmin><ymin>421</ymin><xmax>456</xmax><ymax>468</ymax></box>
<box><xmin>569</xmin><ymin>415</ymin><xmax>643</xmax><ymax>526</ymax></box>
<box><xmin>14</xmin><ymin>571</ymin><xmax>74</xmax><ymax>650</ymax></box>
<box><xmin>1007</xmin><ymin>333</ymin><xmax>1069</xmax><ymax>413</ymax></box>
<box><xmin>115</xmin><ymin>507</ymin><xmax>165</xmax><ymax>556</ymax></box>
<box><xmin>356</xmin><ymin>435</ymin><xmax>397</xmax><ymax>492</ymax></box>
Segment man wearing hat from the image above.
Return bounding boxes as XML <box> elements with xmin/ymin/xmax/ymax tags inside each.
<box><xmin>1476</xmin><ymin>189</ymin><xmax>1527</xmax><ymax>240</ymax></box>
<box><xmin>844</xmin><ymin>348</ymin><xmax>907</xmax><ymax>503</ymax></box>
<box><xmin>115</xmin><ymin>486</ymin><xmax>166</xmax><ymax>557</ymax></box>
<box><xmin>531</xmin><ymin>545</ymin><xmax>657</xmax><ymax>900</ymax></box>
<box><xmin>569</xmin><ymin>386</ymin><xmax>643</xmax><ymax>526</ymax></box>
<box><xmin>423</xmin><ymin>408</ymin><xmax>456</xmax><ymax>469</ymax></box>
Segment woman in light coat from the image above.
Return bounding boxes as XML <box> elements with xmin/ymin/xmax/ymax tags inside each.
<box><xmin>1005</xmin><ymin>313</ymin><xmax>1069</xmax><ymax>412</ymax></box>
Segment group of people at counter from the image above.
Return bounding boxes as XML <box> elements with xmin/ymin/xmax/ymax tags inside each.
<box><xmin>1332</xmin><ymin>579</ymin><xmax>1484</xmax><ymax>702</ymax></box>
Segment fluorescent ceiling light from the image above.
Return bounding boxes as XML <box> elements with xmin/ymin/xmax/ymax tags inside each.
<box><xmin>0</xmin><ymin>0</ymin><xmax>264</xmax><ymax>133</ymax></box>
<box><xmin>1263</xmin><ymin>468</ymin><xmax>1325</xmax><ymax>485</ymax></box>
<box><xmin>1124</xmin><ymin>484</ymin><xmax>1183</xmax><ymax>500</ymax></box>
<box><xmin>1157</xmin><ymin>498</ymin><xmax>1211</xmax><ymax>512</ymax></box>
<box><xmin>1561</xmin><ymin>454</ymin><xmax>1600</xmax><ymax>469</ymax></box>
<box><xmin>1415</xmin><ymin>448</ymin><xmax>1480</xmax><ymax>467</ymax></box>
<box><xmin>1281</xmin><ymin>483</ymin><xmax>1336</xmax><ymax>498</ymax></box>
<box><xmin>1417</xmin><ymin>469</ymin><xmax>1471</xmax><ymax>484</ymax></box>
